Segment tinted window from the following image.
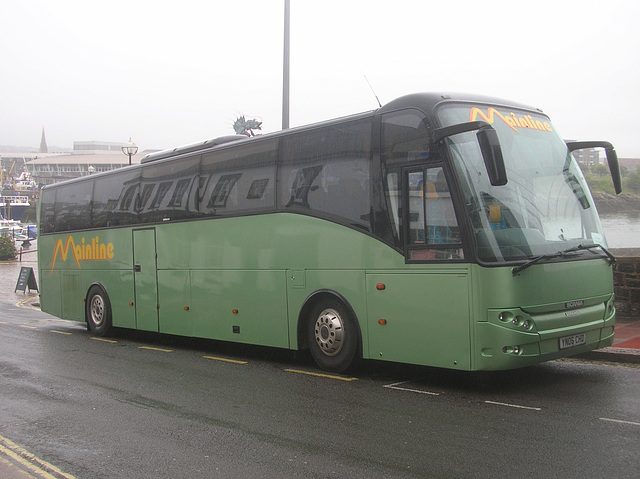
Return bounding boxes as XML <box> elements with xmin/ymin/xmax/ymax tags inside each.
<box><xmin>39</xmin><ymin>188</ymin><xmax>56</xmax><ymax>233</ymax></box>
<box><xmin>382</xmin><ymin>109</ymin><xmax>431</xmax><ymax>245</ymax></box>
<box><xmin>382</xmin><ymin>110</ymin><xmax>430</xmax><ymax>165</ymax></box>
<box><xmin>138</xmin><ymin>156</ymin><xmax>200</xmax><ymax>223</ymax></box>
<box><xmin>278</xmin><ymin>120</ymin><xmax>372</xmax><ymax>229</ymax></box>
<box><xmin>46</xmin><ymin>180</ymin><xmax>94</xmax><ymax>232</ymax></box>
<box><xmin>200</xmin><ymin>139</ymin><xmax>277</xmax><ymax>216</ymax></box>
<box><xmin>92</xmin><ymin>168</ymin><xmax>141</xmax><ymax>227</ymax></box>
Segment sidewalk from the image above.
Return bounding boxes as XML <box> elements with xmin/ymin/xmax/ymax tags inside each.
<box><xmin>578</xmin><ymin>315</ymin><xmax>640</xmax><ymax>364</ymax></box>
<box><xmin>0</xmin><ymin>456</ymin><xmax>36</xmax><ymax>479</ymax></box>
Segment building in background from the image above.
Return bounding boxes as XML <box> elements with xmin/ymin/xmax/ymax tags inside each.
<box><xmin>619</xmin><ymin>158</ymin><xmax>640</xmax><ymax>172</ymax></box>
<box><xmin>2</xmin><ymin>141</ymin><xmax>151</xmax><ymax>188</ymax></box>
<box><xmin>39</xmin><ymin>128</ymin><xmax>48</xmax><ymax>153</ymax></box>
<box><xmin>24</xmin><ymin>151</ymin><xmax>144</xmax><ymax>186</ymax></box>
<box><xmin>73</xmin><ymin>140</ymin><xmax>129</xmax><ymax>155</ymax></box>
<box><xmin>565</xmin><ymin>140</ymin><xmax>601</xmax><ymax>167</ymax></box>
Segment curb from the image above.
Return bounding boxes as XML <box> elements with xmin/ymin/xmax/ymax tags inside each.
<box><xmin>576</xmin><ymin>347</ymin><xmax>640</xmax><ymax>365</ymax></box>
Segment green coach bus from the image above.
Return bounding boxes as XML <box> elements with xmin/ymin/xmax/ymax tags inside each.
<box><xmin>37</xmin><ymin>92</ymin><xmax>622</xmax><ymax>372</ymax></box>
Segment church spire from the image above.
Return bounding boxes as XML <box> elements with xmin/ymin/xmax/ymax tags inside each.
<box><xmin>39</xmin><ymin>127</ymin><xmax>48</xmax><ymax>153</ymax></box>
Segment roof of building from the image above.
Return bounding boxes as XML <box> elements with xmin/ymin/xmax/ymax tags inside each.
<box><xmin>0</xmin><ymin>152</ymin><xmax>68</xmax><ymax>159</ymax></box>
<box><xmin>24</xmin><ymin>153</ymin><xmax>144</xmax><ymax>165</ymax></box>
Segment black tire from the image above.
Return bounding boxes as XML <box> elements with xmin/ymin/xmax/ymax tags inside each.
<box><xmin>307</xmin><ymin>298</ymin><xmax>359</xmax><ymax>373</ymax></box>
<box><xmin>86</xmin><ymin>285</ymin><xmax>112</xmax><ymax>337</ymax></box>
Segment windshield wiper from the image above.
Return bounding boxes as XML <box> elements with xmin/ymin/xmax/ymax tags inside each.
<box><xmin>512</xmin><ymin>243</ymin><xmax>616</xmax><ymax>275</ymax></box>
<box><xmin>562</xmin><ymin>243</ymin><xmax>616</xmax><ymax>264</ymax></box>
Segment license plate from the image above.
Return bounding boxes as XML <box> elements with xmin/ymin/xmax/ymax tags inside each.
<box><xmin>559</xmin><ymin>333</ymin><xmax>586</xmax><ymax>350</ymax></box>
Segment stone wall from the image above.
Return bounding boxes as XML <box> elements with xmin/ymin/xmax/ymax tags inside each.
<box><xmin>612</xmin><ymin>249</ymin><xmax>640</xmax><ymax>316</ymax></box>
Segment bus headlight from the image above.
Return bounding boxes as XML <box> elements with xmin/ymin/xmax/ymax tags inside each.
<box><xmin>492</xmin><ymin>309</ymin><xmax>536</xmax><ymax>332</ymax></box>
<box><xmin>502</xmin><ymin>345</ymin><xmax>521</xmax><ymax>355</ymax></box>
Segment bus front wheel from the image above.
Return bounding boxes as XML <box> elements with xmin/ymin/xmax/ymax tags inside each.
<box><xmin>307</xmin><ymin>299</ymin><xmax>358</xmax><ymax>373</ymax></box>
<box><xmin>86</xmin><ymin>285</ymin><xmax>112</xmax><ymax>337</ymax></box>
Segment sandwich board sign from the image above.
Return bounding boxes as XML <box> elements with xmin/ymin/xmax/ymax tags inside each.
<box><xmin>15</xmin><ymin>267</ymin><xmax>39</xmax><ymax>293</ymax></box>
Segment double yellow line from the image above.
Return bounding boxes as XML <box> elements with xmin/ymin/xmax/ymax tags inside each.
<box><xmin>0</xmin><ymin>434</ymin><xmax>76</xmax><ymax>479</ymax></box>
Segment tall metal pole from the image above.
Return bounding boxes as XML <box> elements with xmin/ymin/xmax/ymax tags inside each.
<box><xmin>282</xmin><ymin>0</ymin><xmax>290</xmax><ymax>130</ymax></box>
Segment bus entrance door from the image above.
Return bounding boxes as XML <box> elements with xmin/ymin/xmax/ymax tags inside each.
<box><xmin>133</xmin><ymin>228</ymin><xmax>159</xmax><ymax>331</ymax></box>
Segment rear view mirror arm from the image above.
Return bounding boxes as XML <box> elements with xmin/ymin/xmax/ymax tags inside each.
<box><xmin>566</xmin><ymin>141</ymin><xmax>622</xmax><ymax>194</ymax></box>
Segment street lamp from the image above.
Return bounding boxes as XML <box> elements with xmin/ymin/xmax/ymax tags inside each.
<box><xmin>122</xmin><ymin>138</ymin><xmax>138</xmax><ymax>165</ymax></box>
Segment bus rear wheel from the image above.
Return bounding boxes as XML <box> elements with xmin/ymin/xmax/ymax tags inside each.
<box><xmin>86</xmin><ymin>285</ymin><xmax>112</xmax><ymax>337</ymax></box>
<box><xmin>307</xmin><ymin>298</ymin><xmax>358</xmax><ymax>373</ymax></box>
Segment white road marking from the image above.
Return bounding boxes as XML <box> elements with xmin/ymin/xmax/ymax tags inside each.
<box><xmin>485</xmin><ymin>400</ymin><xmax>541</xmax><ymax>411</ymax></box>
<box><xmin>600</xmin><ymin>417</ymin><xmax>640</xmax><ymax>427</ymax></box>
<box><xmin>383</xmin><ymin>381</ymin><xmax>440</xmax><ymax>396</ymax></box>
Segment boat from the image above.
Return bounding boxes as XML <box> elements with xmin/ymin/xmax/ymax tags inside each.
<box><xmin>0</xmin><ymin>218</ymin><xmax>23</xmax><ymax>238</ymax></box>
<box><xmin>0</xmin><ymin>195</ymin><xmax>30</xmax><ymax>221</ymax></box>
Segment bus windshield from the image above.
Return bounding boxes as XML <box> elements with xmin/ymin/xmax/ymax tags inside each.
<box><xmin>437</xmin><ymin>104</ymin><xmax>607</xmax><ymax>263</ymax></box>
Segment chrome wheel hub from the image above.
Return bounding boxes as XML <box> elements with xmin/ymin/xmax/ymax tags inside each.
<box><xmin>90</xmin><ymin>295</ymin><xmax>105</xmax><ymax>327</ymax></box>
<box><xmin>314</xmin><ymin>308</ymin><xmax>344</xmax><ymax>356</ymax></box>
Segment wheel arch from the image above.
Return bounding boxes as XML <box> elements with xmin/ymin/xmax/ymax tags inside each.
<box><xmin>85</xmin><ymin>282</ymin><xmax>108</xmax><ymax>313</ymax></box>
<box><xmin>85</xmin><ymin>282</ymin><xmax>113</xmax><ymax>335</ymax></box>
<box><xmin>296</xmin><ymin>289</ymin><xmax>362</xmax><ymax>354</ymax></box>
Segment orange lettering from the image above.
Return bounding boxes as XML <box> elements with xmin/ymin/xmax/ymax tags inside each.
<box><xmin>470</xmin><ymin>107</ymin><xmax>554</xmax><ymax>134</ymax></box>
<box><xmin>50</xmin><ymin>235</ymin><xmax>115</xmax><ymax>271</ymax></box>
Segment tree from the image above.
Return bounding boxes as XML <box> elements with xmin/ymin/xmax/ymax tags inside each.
<box><xmin>626</xmin><ymin>171</ymin><xmax>640</xmax><ymax>194</ymax></box>
<box><xmin>0</xmin><ymin>236</ymin><xmax>16</xmax><ymax>260</ymax></box>
<box><xmin>592</xmin><ymin>164</ymin><xmax>609</xmax><ymax>176</ymax></box>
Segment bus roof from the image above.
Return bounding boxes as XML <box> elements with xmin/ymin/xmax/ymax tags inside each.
<box><xmin>140</xmin><ymin>135</ymin><xmax>249</xmax><ymax>164</ymax></box>
<box><xmin>42</xmin><ymin>92</ymin><xmax>546</xmax><ymax>191</ymax></box>
<box><xmin>377</xmin><ymin>92</ymin><xmax>544</xmax><ymax>117</ymax></box>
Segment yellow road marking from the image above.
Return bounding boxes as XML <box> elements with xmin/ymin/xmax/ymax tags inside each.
<box><xmin>284</xmin><ymin>369</ymin><xmax>358</xmax><ymax>382</ymax></box>
<box><xmin>202</xmin><ymin>355</ymin><xmax>248</xmax><ymax>365</ymax></box>
<box><xmin>138</xmin><ymin>346</ymin><xmax>173</xmax><ymax>353</ymax></box>
<box><xmin>19</xmin><ymin>325</ymin><xmax>37</xmax><ymax>330</ymax></box>
<box><xmin>0</xmin><ymin>433</ymin><xmax>77</xmax><ymax>479</ymax></box>
<box><xmin>51</xmin><ymin>331</ymin><xmax>72</xmax><ymax>336</ymax></box>
<box><xmin>16</xmin><ymin>297</ymin><xmax>41</xmax><ymax>311</ymax></box>
<box><xmin>90</xmin><ymin>337</ymin><xmax>118</xmax><ymax>344</ymax></box>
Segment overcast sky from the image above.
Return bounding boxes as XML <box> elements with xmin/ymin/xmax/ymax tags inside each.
<box><xmin>2</xmin><ymin>0</ymin><xmax>639</xmax><ymax>157</ymax></box>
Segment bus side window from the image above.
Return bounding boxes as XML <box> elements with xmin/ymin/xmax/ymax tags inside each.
<box><xmin>285</xmin><ymin>165</ymin><xmax>323</xmax><ymax>208</ymax></box>
<box><xmin>278</xmin><ymin>119</ymin><xmax>372</xmax><ymax>229</ymax></box>
<box><xmin>381</xmin><ymin>109</ymin><xmax>430</xmax><ymax>247</ymax></box>
<box><xmin>408</xmin><ymin>171</ymin><xmax>425</xmax><ymax>244</ymax></box>
<box><xmin>385</xmin><ymin>172</ymin><xmax>401</xmax><ymax>241</ymax></box>
<box><xmin>426</xmin><ymin>168</ymin><xmax>458</xmax><ymax>244</ymax></box>
<box><xmin>406</xmin><ymin>166</ymin><xmax>463</xmax><ymax>261</ymax></box>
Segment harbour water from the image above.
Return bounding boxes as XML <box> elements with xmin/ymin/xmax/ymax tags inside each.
<box><xmin>600</xmin><ymin>213</ymin><xmax>640</xmax><ymax>249</ymax></box>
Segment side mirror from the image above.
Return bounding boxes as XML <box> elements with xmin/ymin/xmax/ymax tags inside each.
<box><xmin>477</xmin><ymin>126</ymin><xmax>507</xmax><ymax>186</ymax></box>
<box><xmin>566</xmin><ymin>141</ymin><xmax>622</xmax><ymax>194</ymax></box>
<box><xmin>431</xmin><ymin>121</ymin><xmax>508</xmax><ymax>186</ymax></box>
